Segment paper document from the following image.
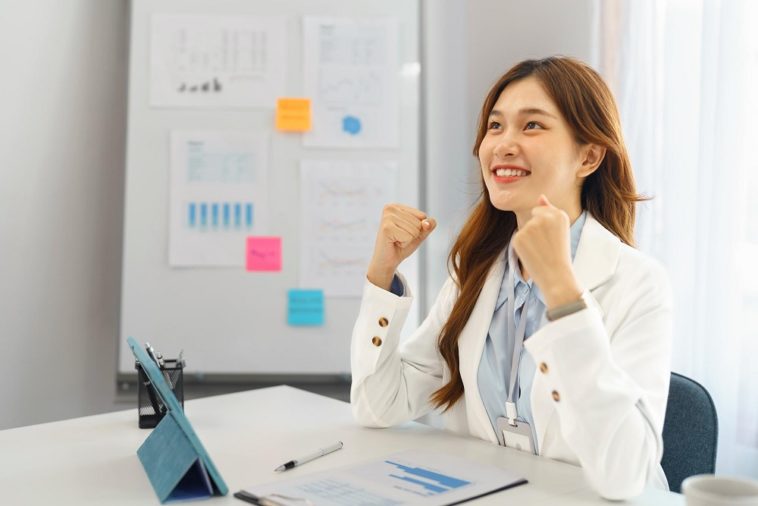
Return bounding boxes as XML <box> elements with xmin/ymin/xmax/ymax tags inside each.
<box><xmin>240</xmin><ymin>449</ymin><xmax>527</xmax><ymax>506</ymax></box>
<box><xmin>303</xmin><ymin>17</ymin><xmax>399</xmax><ymax>148</ymax></box>
<box><xmin>150</xmin><ymin>14</ymin><xmax>286</xmax><ymax>108</ymax></box>
<box><xmin>169</xmin><ymin>131</ymin><xmax>269</xmax><ymax>267</ymax></box>
<box><xmin>299</xmin><ymin>160</ymin><xmax>397</xmax><ymax>297</ymax></box>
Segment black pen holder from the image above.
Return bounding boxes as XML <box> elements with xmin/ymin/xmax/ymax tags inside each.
<box><xmin>135</xmin><ymin>358</ymin><xmax>185</xmax><ymax>429</ymax></box>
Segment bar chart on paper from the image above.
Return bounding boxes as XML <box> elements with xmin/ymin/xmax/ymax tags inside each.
<box><xmin>168</xmin><ymin>130</ymin><xmax>269</xmax><ymax>267</ymax></box>
<box><xmin>186</xmin><ymin>202</ymin><xmax>254</xmax><ymax>230</ymax></box>
<box><xmin>380</xmin><ymin>460</ymin><xmax>470</xmax><ymax>496</ymax></box>
<box><xmin>241</xmin><ymin>449</ymin><xmax>526</xmax><ymax>506</ymax></box>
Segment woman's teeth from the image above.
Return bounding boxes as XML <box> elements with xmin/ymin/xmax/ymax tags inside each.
<box><xmin>495</xmin><ymin>168</ymin><xmax>529</xmax><ymax>177</ymax></box>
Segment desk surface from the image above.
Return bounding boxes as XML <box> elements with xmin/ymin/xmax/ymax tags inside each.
<box><xmin>0</xmin><ymin>386</ymin><xmax>683</xmax><ymax>505</ymax></box>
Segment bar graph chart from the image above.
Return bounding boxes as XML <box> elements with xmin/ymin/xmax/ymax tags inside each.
<box><xmin>243</xmin><ymin>449</ymin><xmax>525</xmax><ymax>506</ymax></box>
<box><xmin>186</xmin><ymin>201</ymin><xmax>253</xmax><ymax>230</ymax></box>
<box><xmin>385</xmin><ymin>460</ymin><xmax>470</xmax><ymax>496</ymax></box>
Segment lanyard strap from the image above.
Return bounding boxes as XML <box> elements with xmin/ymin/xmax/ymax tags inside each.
<box><xmin>505</xmin><ymin>259</ymin><xmax>530</xmax><ymax>426</ymax></box>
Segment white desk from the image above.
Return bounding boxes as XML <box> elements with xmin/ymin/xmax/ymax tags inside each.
<box><xmin>1</xmin><ymin>386</ymin><xmax>683</xmax><ymax>505</ymax></box>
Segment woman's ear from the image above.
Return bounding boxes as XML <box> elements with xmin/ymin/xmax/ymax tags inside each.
<box><xmin>577</xmin><ymin>144</ymin><xmax>606</xmax><ymax>178</ymax></box>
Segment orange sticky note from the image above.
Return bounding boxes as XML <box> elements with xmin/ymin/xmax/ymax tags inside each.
<box><xmin>246</xmin><ymin>236</ymin><xmax>282</xmax><ymax>272</ymax></box>
<box><xmin>275</xmin><ymin>98</ymin><xmax>312</xmax><ymax>132</ymax></box>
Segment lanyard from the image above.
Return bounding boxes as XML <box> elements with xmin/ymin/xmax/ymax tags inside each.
<box><xmin>505</xmin><ymin>258</ymin><xmax>530</xmax><ymax>426</ymax></box>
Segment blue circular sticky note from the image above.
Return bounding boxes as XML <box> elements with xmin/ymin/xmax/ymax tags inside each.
<box><xmin>342</xmin><ymin>115</ymin><xmax>362</xmax><ymax>135</ymax></box>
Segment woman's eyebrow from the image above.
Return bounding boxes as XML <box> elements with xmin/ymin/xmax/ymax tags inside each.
<box><xmin>488</xmin><ymin>107</ymin><xmax>558</xmax><ymax>119</ymax></box>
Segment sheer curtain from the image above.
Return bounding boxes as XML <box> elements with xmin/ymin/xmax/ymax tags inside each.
<box><xmin>594</xmin><ymin>0</ymin><xmax>758</xmax><ymax>477</ymax></box>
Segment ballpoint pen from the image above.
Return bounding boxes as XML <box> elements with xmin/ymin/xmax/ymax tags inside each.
<box><xmin>139</xmin><ymin>360</ymin><xmax>163</xmax><ymax>415</ymax></box>
<box><xmin>145</xmin><ymin>342</ymin><xmax>173</xmax><ymax>385</ymax></box>
<box><xmin>274</xmin><ymin>441</ymin><xmax>344</xmax><ymax>472</ymax></box>
<box><xmin>144</xmin><ymin>343</ymin><xmax>166</xmax><ymax>414</ymax></box>
<box><xmin>234</xmin><ymin>490</ymin><xmax>314</xmax><ymax>506</ymax></box>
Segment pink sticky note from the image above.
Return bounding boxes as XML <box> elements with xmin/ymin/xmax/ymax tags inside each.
<box><xmin>246</xmin><ymin>236</ymin><xmax>282</xmax><ymax>272</ymax></box>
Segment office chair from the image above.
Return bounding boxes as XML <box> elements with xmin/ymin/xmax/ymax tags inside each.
<box><xmin>661</xmin><ymin>372</ymin><xmax>719</xmax><ymax>493</ymax></box>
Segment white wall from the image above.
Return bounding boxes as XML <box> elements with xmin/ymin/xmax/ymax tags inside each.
<box><xmin>422</xmin><ymin>0</ymin><xmax>595</xmax><ymax>306</ymax></box>
<box><xmin>0</xmin><ymin>0</ymin><xmax>129</xmax><ymax>428</ymax></box>
<box><xmin>0</xmin><ymin>0</ymin><xmax>595</xmax><ymax>428</ymax></box>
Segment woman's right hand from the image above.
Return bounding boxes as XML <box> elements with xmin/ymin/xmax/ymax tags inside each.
<box><xmin>366</xmin><ymin>203</ymin><xmax>436</xmax><ymax>290</ymax></box>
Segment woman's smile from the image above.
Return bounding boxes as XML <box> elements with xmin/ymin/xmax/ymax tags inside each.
<box><xmin>491</xmin><ymin>164</ymin><xmax>531</xmax><ymax>184</ymax></box>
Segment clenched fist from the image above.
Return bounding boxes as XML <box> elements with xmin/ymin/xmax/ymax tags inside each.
<box><xmin>367</xmin><ymin>203</ymin><xmax>436</xmax><ymax>290</ymax></box>
<box><xmin>511</xmin><ymin>195</ymin><xmax>583</xmax><ymax>309</ymax></box>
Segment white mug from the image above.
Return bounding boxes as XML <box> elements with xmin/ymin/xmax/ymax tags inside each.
<box><xmin>682</xmin><ymin>474</ymin><xmax>758</xmax><ymax>506</ymax></box>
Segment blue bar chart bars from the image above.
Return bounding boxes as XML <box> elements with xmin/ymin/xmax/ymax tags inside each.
<box><xmin>385</xmin><ymin>460</ymin><xmax>471</xmax><ymax>497</ymax></box>
<box><xmin>187</xmin><ymin>202</ymin><xmax>253</xmax><ymax>230</ymax></box>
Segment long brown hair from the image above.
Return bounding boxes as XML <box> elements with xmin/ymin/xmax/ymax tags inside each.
<box><xmin>430</xmin><ymin>56</ymin><xmax>645</xmax><ymax>411</ymax></box>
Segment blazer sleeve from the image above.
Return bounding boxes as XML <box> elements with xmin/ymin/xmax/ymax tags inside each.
<box><xmin>350</xmin><ymin>273</ymin><xmax>458</xmax><ymax>428</ymax></box>
<box><xmin>524</xmin><ymin>256</ymin><xmax>673</xmax><ymax>500</ymax></box>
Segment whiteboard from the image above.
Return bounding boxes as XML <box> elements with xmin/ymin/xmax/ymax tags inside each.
<box><xmin>119</xmin><ymin>0</ymin><xmax>420</xmax><ymax>374</ymax></box>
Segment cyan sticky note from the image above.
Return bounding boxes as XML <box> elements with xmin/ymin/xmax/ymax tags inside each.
<box><xmin>246</xmin><ymin>236</ymin><xmax>282</xmax><ymax>271</ymax></box>
<box><xmin>288</xmin><ymin>289</ymin><xmax>324</xmax><ymax>326</ymax></box>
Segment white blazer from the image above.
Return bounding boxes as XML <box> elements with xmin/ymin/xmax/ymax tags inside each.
<box><xmin>350</xmin><ymin>215</ymin><xmax>673</xmax><ymax>500</ymax></box>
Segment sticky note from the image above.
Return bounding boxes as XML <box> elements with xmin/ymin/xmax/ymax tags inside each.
<box><xmin>246</xmin><ymin>236</ymin><xmax>282</xmax><ymax>271</ymax></box>
<box><xmin>275</xmin><ymin>98</ymin><xmax>312</xmax><ymax>132</ymax></box>
<box><xmin>287</xmin><ymin>289</ymin><xmax>324</xmax><ymax>326</ymax></box>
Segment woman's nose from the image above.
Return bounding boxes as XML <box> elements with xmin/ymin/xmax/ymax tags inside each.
<box><xmin>493</xmin><ymin>135</ymin><xmax>519</xmax><ymax>159</ymax></box>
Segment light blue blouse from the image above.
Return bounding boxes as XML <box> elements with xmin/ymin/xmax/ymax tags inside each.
<box><xmin>477</xmin><ymin>211</ymin><xmax>587</xmax><ymax>451</ymax></box>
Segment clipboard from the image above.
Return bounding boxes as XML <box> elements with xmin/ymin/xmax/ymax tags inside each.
<box><xmin>127</xmin><ymin>336</ymin><xmax>228</xmax><ymax>502</ymax></box>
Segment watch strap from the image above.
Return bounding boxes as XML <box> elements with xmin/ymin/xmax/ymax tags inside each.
<box><xmin>546</xmin><ymin>291</ymin><xmax>590</xmax><ymax>321</ymax></box>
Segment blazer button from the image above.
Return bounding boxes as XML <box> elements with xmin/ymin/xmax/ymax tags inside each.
<box><xmin>539</xmin><ymin>362</ymin><xmax>549</xmax><ymax>374</ymax></box>
<box><xmin>551</xmin><ymin>390</ymin><xmax>561</xmax><ymax>402</ymax></box>
<box><xmin>371</xmin><ymin>336</ymin><xmax>383</xmax><ymax>347</ymax></box>
<box><xmin>378</xmin><ymin>317</ymin><xmax>389</xmax><ymax>327</ymax></box>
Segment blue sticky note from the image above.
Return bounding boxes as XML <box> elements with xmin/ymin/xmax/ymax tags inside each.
<box><xmin>287</xmin><ymin>289</ymin><xmax>324</xmax><ymax>326</ymax></box>
<box><xmin>342</xmin><ymin>115</ymin><xmax>362</xmax><ymax>135</ymax></box>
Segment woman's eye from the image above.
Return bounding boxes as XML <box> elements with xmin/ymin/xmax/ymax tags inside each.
<box><xmin>524</xmin><ymin>121</ymin><xmax>542</xmax><ymax>130</ymax></box>
<box><xmin>488</xmin><ymin>121</ymin><xmax>502</xmax><ymax>130</ymax></box>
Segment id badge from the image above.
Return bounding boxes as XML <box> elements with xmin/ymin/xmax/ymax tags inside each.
<box><xmin>496</xmin><ymin>416</ymin><xmax>535</xmax><ymax>454</ymax></box>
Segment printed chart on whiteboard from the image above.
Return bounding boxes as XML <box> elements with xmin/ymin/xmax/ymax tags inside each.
<box><xmin>150</xmin><ymin>14</ymin><xmax>286</xmax><ymax>108</ymax></box>
<box><xmin>300</xmin><ymin>160</ymin><xmax>397</xmax><ymax>297</ymax></box>
<box><xmin>169</xmin><ymin>131</ymin><xmax>269</xmax><ymax>267</ymax></box>
<box><xmin>303</xmin><ymin>17</ymin><xmax>399</xmax><ymax>148</ymax></box>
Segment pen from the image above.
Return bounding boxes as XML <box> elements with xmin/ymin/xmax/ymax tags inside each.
<box><xmin>233</xmin><ymin>491</ymin><xmax>290</xmax><ymax>506</ymax></box>
<box><xmin>144</xmin><ymin>343</ymin><xmax>166</xmax><ymax>414</ymax></box>
<box><xmin>139</xmin><ymin>361</ymin><xmax>163</xmax><ymax>415</ymax></box>
<box><xmin>146</xmin><ymin>342</ymin><xmax>173</xmax><ymax>388</ymax></box>
<box><xmin>274</xmin><ymin>441</ymin><xmax>343</xmax><ymax>472</ymax></box>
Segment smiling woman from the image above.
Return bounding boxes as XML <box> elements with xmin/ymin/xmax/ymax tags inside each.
<box><xmin>350</xmin><ymin>56</ymin><xmax>673</xmax><ymax>500</ymax></box>
<box><xmin>480</xmin><ymin>77</ymin><xmax>603</xmax><ymax>224</ymax></box>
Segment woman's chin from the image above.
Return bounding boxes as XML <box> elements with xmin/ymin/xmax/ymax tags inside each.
<box><xmin>489</xmin><ymin>197</ymin><xmax>518</xmax><ymax>213</ymax></box>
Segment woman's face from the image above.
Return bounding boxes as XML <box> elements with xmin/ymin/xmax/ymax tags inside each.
<box><xmin>478</xmin><ymin>76</ymin><xmax>598</xmax><ymax>222</ymax></box>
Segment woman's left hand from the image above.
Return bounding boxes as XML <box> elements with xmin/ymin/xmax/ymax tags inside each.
<box><xmin>511</xmin><ymin>195</ymin><xmax>583</xmax><ymax>310</ymax></box>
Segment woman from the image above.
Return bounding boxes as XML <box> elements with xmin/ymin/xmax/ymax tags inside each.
<box><xmin>350</xmin><ymin>56</ymin><xmax>672</xmax><ymax>500</ymax></box>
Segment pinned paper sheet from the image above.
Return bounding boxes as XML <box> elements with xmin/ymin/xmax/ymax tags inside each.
<box><xmin>246</xmin><ymin>236</ymin><xmax>282</xmax><ymax>271</ymax></box>
<box><xmin>169</xmin><ymin>131</ymin><xmax>269</xmax><ymax>267</ymax></box>
<box><xmin>287</xmin><ymin>289</ymin><xmax>324</xmax><ymax>326</ymax></box>
<box><xmin>303</xmin><ymin>18</ymin><xmax>399</xmax><ymax>147</ymax></box>
<box><xmin>275</xmin><ymin>98</ymin><xmax>312</xmax><ymax>132</ymax></box>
